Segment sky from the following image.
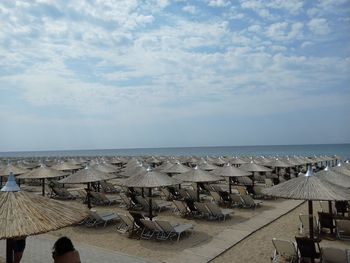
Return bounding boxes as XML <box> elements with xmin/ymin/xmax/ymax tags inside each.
<box><xmin>0</xmin><ymin>0</ymin><xmax>350</xmax><ymax>152</ymax></box>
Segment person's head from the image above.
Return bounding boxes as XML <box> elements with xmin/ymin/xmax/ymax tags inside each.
<box><xmin>52</xmin><ymin>236</ymin><xmax>81</xmax><ymax>263</ymax></box>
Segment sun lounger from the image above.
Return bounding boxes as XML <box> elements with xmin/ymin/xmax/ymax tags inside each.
<box><xmin>335</xmin><ymin>219</ymin><xmax>350</xmax><ymax>240</ymax></box>
<box><xmin>194</xmin><ymin>202</ymin><xmax>211</xmax><ymax>219</ymax></box>
<box><xmin>230</xmin><ymin>193</ymin><xmax>245</xmax><ymax>208</ymax></box>
<box><xmin>319</xmin><ymin>201</ymin><xmax>336</xmax><ymax>215</ymax></box>
<box><xmin>85</xmin><ymin>210</ymin><xmax>119</xmax><ymax>227</ymax></box>
<box><xmin>140</xmin><ymin>219</ymin><xmax>162</xmax><ymax>240</ymax></box>
<box><xmin>155</xmin><ymin>220</ymin><xmax>193</xmax><ymax>242</ymax></box>
<box><xmin>321</xmin><ymin>247</ymin><xmax>349</xmax><ymax>263</ymax></box>
<box><xmin>100</xmin><ymin>181</ymin><xmax>120</xmax><ymax>193</ymax></box>
<box><xmin>173</xmin><ymin>200</ymin><xmax>190</xmax><ymax>216</ymax></box>
<box><xmin>90</xmin><ymin>192</ymin><xmax>120</xmax><ymax>205</ymax></box>
<box><xmin>205</xmin><ymin>202</ymin><xmax>233</xmax><ymax>221</ymax></box>
<box><xmin>241</xmin><ymin>194</ymin><xmax>263</xmax><ymax>208</ymax></box>
<box><xmin>49</xmin><ymin>187</ymin><xmax>76</xmax><ymax>200</ymax></box>
<box><xmin>295</xmin><ymin>236</ymin><xmax>321</xmax><ymax>263</ymax></box>
<box><xmin>116</xmin><ymin>213</ymin><xmax>134</xmax><ymax>234</ymax></box>
<box><xmin>318</xmin><ymin>212</ymin><xmax>335</xmax><ymax>234</ymax></box>
<box><xmin>299</xmin><ymin>214</ymin><xmax>318</xmax><ymax>237</ymax></box>
<box><xmin>271</xmin><ymin>238</ymin><xmax>298</xmax><ymax>263</ymax></box>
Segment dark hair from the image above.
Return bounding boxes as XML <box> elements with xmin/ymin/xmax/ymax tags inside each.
<box><xmin>52</xmin><ymin>236</ymin><xmax>75</xmax><ymax>259</ymax></box>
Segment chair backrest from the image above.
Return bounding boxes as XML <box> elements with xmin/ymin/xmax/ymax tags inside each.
<box><xmin>206</xmin><ymin>203</ymin><xmax>222</xmax><ymax>215</ymax></box>
<box><xmin>186</xmin><ymin>189</ymin><xmax>197</xmax><ymax>200</ymax></box>
<box><xmin>135</xmin><ymin>196</ymin><xmax>149</xmax><ymax>207</ymax></box>
<box><xmin>272</xmin><ymin>238</ymin><xmax>298</xmax><ymax>259</ymax></box>
<box><xmin>178</xmin><ymin>188</ymin><xmax>188</xmax><ymax>199</ymax></box>
<box><xmin>321</xmin><ymin>247</ymin><xmax>347</xmax><ymax>263</ymax></box>
<box><xmin>264</xmin><ymin>178</ymin><xmax>273</xmax><ymax>187</ymax></box>
<box><xmin>140</xmin><ymin>219</ymin><xmax>160</xmax><ymax>231</ymax></box>
<box><xmin>155</xmin><ymin>220</ymin><xmax>174</xmax><ymax>232</ymax></box>
<box><xmin>210</xmin><ymin>191</ymin><xmax>222</xmax><ymax>203</ymax></box>
<box><xmin>120</xmin><ymin>193</ymin><xmax>131</xmax><ymax>205</ymax></box>
<box><xmin>173</xmin><ymin>200</ymin><xmax>187</xmax><ymax>213</ymax></box>
<box><xmin>119</xmin><ymin>214</ymin><xmax>133</xmax><ymax>227</ymax></box>
<box><xmin>234</xmin><ymin>186</ymin><xmax>248</xmax><ymax>195</ymax></box>
<box><xmin>295</xmin><ymin>236</ymin><xmax>320</xmax><ymax>259</ymax></box>
<box><xmin>128</xmin><ymin>211</ymin><xmax>145</xmax><ymax>228</ymax></box>
<box><xmin>299</xmin><ymin>214</ymin><xmax>317</xmax><ymax>235</ymax></box>
<box><xmin>336</xmin><ymin>219</ymin><xmax>350</xmax><ymax>234</ymax></box>
<box><xmin>241</xmin><ymin>194</ymin><xmax>254</xmax><ymax>206</ymax></box>
<box><xmin>319</xmin><ymin>201</ymin><xmax>336</xmax><ymax>214</ymax></box>
<box><xmin>230</xmin><ymin>193</ymin><xmax>244</xmax><ymax>205</ymax></box>
<box><xmin>317</xmin><ymin>212</ymin><xmax>334</xmax><ymax>229</ymax></box>
<box><xmin>194</xmin><ymin>202</ymin><xmax>210</xmax><ymax>214</ymax></box>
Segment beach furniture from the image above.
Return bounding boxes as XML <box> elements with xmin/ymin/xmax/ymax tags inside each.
<box><xmin>335</xmin><ymin>219</ymin><xmax>350</xmax><ymax>240</ymax></box>
<box><xmin>49</xmin><ymin>186</ymin><xmax>76</xmax><ymax>200</ymax></box>
<box><xmin>295</xmin><ymin>236</ymin><xmax>321</xmax><ymax>263</ymax></box>
<box><xmin>271</xmin><ymin>238</ymin><xmax>298</xmax><ymax>263</ymax></box>
<box><xmin>210</xmin><ymin>191</ymin><xmax>223</xmax><ymax>204</ymax></box>
<box><xmin>319</xmin><ymin>201</ymin><xmax>336</xmax><ymax>215</ymax></box>
<box><xmin>90</xmin><ymin>192</ymin><xmax>119</xmax><ymax>205</ymax></box>
<box><xmin>265</xmin><ymin>178</ymin><xmax>274</xmax><ymax>187</ymax></box>
<box><xmin>155</xmin><ymin>220</ymin><xmax>193</xmax><ymax>242</ymax></box>
<box><xmin>205</xmin><ymin>202</ymin><xmax>233</xmax><ymax>221</ymax></box>
<box><xmin>240</xmin><ymin>194</ymin><xmax>263</xmax><ymax>208</ymax></box>
<box><xmin>233</xmin><ymin>185</ymin><xmax>248</xmax><ymax>195</ymax></box>
<box><xmin>85</xmin><ymin>210</ymin><xmax>119</xmax><ymax>228</ymax></box>
<box><xmin>299</xmin><ymin>214</ymin><xmax>319</xmax><ymax>237</ymax></box>
<box><xmin>173</xmin><ymin>200</ymin><xmax>190</xmax><ymax>216</ymax></box>
<box><xmin>140</xmin><ymin>219</ymin><xmax>162</xmax><ymax>239</ymax></box>
<box><xmin>317</xmin><ymin>212</ymin><xmax>335</xmax><ymax>234</ymax></box>
<box><xmin>100</xmin><ymin>181</ymin><xmax>119</xmax><ymax>193</ymax></box>
<box><xmin>230</xmin><ymin>193</ymin><xmax>245</xmax><ymax>207</ymax></box>
<box><xmin>321</xmin><ymin>247</ymin><xmax>349</xmax><ymax>263</ymax></box>
<box><xmin>335</xmin><ymin>201</ymin><xmax>349</xmax><ymax>217</ymax></box>
<box><xmin>116</xmin><ymin>213</ymin><xmax>134</xmax><ymax>234</ymax></box>
<box><xmin>194</xmin><ymin>202</ymin><xmax>212</xmax><ymax>219</ymax></box>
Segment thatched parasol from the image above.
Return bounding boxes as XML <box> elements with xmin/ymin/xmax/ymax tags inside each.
<box><xmin>331</xmin><ymin>163</ymin><xmax>350</xmax><ymax>176</ymax></box>
<box><xmin>50</xmin><ymin>162</ymin><xmax>81</xmax><ymax>171</ymax></box>
<box><xmin>161</xmin><ymin>162</ymin><xmax>190</xmax><ymax>174</ymax></box>
<box><xmin>0</xmin><ymin>164</ymin><xmax>27</xmax><ymax>176</ymax></box>
<box><xmin>315</xmin><ymin>166</ymin><xmax>350</xmax><ymax>188</ymax></box>
<box><xmin>213</xmin><ymin>163</ymin><xmax>251</xmax><ymax>193</ymax></box>
<box><xmin>17</xmin><ymin>164</ymin><xmax>67</xmax><ymax>196</ymax></box>
<box><xmin>121</xmin><ymin>169</ymin><xmax>181</xmax><ymax>220</ymax></box>
<box><xmin>90</xmin><ymin>163</ymin><xmax>119</xmax><ymax>174</ymax></box>
<box><xmin>59</xmin><ymin>166</ymin><xmax>116</xmax><ymax>209</ymax></box>
<box><xmin>173</xmin><ymin>167</ymin><xmax>221</xmax><ymax>201</ymax></box>
<box><xmin>262</xmin><ymin>166</ymin><xmax>350</xmax><ymax>241</ymax></box>
<box><xmin>0</xmin><ymin>174</ymin><xmax>87</xmax><ymax>262</ymax></box>
<box><xmin>199</xmin><ymin>162</ymin><xmax>217</xmax><ymax>171</ymax></box>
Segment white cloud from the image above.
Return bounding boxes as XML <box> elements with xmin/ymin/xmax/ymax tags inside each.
<box><xmin>308</xmin><ymin>18</ymin><xmax>330</xmax><ymax>35</ymax></box>
<box><xmin>207</xmin><ymin>0</ymin><xmax>230</xmax><ymax>7</ymax></box>
<box><xmin>266</xmin><ymin>22</ymin><xmax>303</xmax><ymax>41</ymax></box>
<box><xmin>182</xmin><ymin>5</ymin><xmax>196</xmax><ymax>14</ymax></box>
<box><xmin>247</xmin><ymin>24</ymin><xmax>262</xmax><ymax>33</ymax></box>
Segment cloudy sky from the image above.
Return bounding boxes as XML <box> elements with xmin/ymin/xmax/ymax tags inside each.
<box><xmin>0</xmin><ymin>0</ymin><xmax>349</xmax><ymax>152</ymax></box>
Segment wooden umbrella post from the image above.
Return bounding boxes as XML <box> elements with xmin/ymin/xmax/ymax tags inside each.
<box><xmin>6</xmin><ymin>239</ymin><xmax>14</xmax><ymax>263</ymax></box>
<box><xmin>197</xmin><ymin>182</ymin><xmax>200</xmax><ymax>202</ymax></box>
<box><xmin>148</xmin><ymin>188</ymin><xmax>153</xmax><ymax>220</ymax></box>
<box><xmin>42</xmin><ymin>178</ymin><xmax>45</xmax><ymax>196</ymax></box>
<box><xmin>87</xmin><ymin>182</ymin><xmax>92</xmax><ymax>209</ymax></box>
<box><xmin>308</xmin><ymin>200</ymin><xmax>314</xmax><ymax>239</ymax></box>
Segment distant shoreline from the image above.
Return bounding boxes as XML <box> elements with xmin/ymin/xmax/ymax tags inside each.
<box><xmin>1</xmin><ymin>143</ymin><xmax>350</xmax><ymax>158</ymax></box>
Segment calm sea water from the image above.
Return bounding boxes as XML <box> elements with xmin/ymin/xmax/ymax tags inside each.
<box><xmin>0</xmin><ymin>144</ymin><xmax>350</xmax><ymax>159</ymax></box>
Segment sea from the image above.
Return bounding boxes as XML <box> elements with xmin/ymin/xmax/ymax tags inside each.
<box><xmin>0</xmin><ymin>144</ymin><xmax>350</xmax><ymax>160</ymax></box>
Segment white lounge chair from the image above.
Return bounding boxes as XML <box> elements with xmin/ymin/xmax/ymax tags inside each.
<box><xmin>271</xmin><ymin>238</ymin><xmax>298</xmax><ymax>263</ymax></box>
<box><xmin>205</xmin><ymin>202</ymin><xmax>233</xmax><ymax>221</ymax></box>
<box><xmin>321</xmin><ymin>247</ymin><xmax>349</xmax><ymax>263</ymax></box>
<box><xmin>156</xmin><ymin>220</ymin><xmax>193</xmax><ymax>242</ymax></box>
<box><xmin>335</xmin><ymin>219</ymin><xmax>350</xmax><ymax>240</ymax></box>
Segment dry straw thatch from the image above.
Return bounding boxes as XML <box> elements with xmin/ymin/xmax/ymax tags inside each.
<box><xmin>0</xmin><ymin>191</ymin><xmax>87</xmax><ymax>239</ymax></box>
<box><xmin>122</xmin><ymin>170</ymin><xmax>181</xmax><ymax>188</ymax></box>
<box><xmin>59</xmin><ymin>166</ymin><xmax>115</xmax><ymax>184</ymax></box>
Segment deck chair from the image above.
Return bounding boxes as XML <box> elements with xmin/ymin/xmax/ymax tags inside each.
<box><xmin>194</xmin><ymin>202</ymin><xmax>211</xmax><ymax>219</ymax></box>
<box><xmin>319</xmin><ymin>201</ymin><xmax>336</xmax><ymax>215</ymax></box>
<box><xmin>173</xmin><ymin>200</ymin><xmax>189</xmax><ymax>216</ymax></box>
<box><xmin>321</xmin><ymin>247</ymin><xmax>348</xmax><ymax>263</ymax></box>
<box><xmin>155</xmin><ymin>220</ymin><xmax>193</xmax><ymax>242</ymax></box>
<box><xmin>295</xmin><ymin>236</ymin><xmax>321</xmax><ymax>263</ymax></box>
<box><xmin>230</xmin><ymin>193</ymin><xmax>245</xmax><ymax>208</ymax></box>
<box><xmin>90</xmin><ymin>192</ymin><xmax>119</xmax><ymax>205</ymax></box>
<box><xmin>265</xmin><ymin>178</ymin><xmax>274</xmax><ymax>187</ymax></box>
<box><xmin>186</xmin><ymin>189</ymin><xmax>198</xmax><ymax>200</ymax></box>
<box><xmin>317</xmin><ymin>212</ymin><xmax>335</xmax><ymax>234</ymax></box>
<box><xmin>233</xmin><ymin>185</ymin><xmax>248</xmax><ymax>195</ymax></box>
<box><xmin>253</xmin><ymin>186</ymin><xmax>266</xmax><ymax>199</ymax></box>
<box><xmin>85</xmin><ymin>210</ymin><xmax>119</xmax><ymax>227</ymax></box>
<box><xmin>271</xmin><ymin>238</ymin><xmax>298</xmax><ymax>263</ymax></box>
<box><xmin>152</xmin><ymin>199</ymin><xmax>173</xmax><ymax>212</ymax></box>
<box><xmin>205</xmin><ymin>202</ymin><xmax>233</xmax><ymax>221</ymax></box>
<box><xmin>49</xmin><ymin>187</ymin><xmax>76</xmax><ymax>200</ymax></box>
<box><xmin>241</xmin><ymin>194</ymin><xmax>263</xmax><ymax>208</ymax></box>
<box><xmin>139</xmin><ymin>219</ymin><xmax>162</xmax><ymax>240</ymax></box>
<box><xmin>335</xmin><ymin>219</ymin><xmax>350</xmax><ymax>240</ymax></box>
<box><xmin>100</xmin><ymin>181</ymin><xmax>119</xmax><ymax>193</ymax></box>
<box><xmin>119</xmin><ymin>193</ymin><xmax>132</xmax><ymax>209</ymax></box>
<box><xmin>116</xmin><ymin>213</ymin><xmax>134</xmax><ymax>234</ymax></box>
<box><xmin>299</xmin><ymin>214</ymin><xmax>318</xmax><ymax>237</ymax></box>
<box><xmin>210</xmin><ymin>191</ymin><xmax>223</xmax><ymax>204</ymax></box>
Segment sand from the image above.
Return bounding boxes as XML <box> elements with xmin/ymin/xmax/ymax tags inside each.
<box><xmin>1</xmin><ymin>186</ymin><xmax>349</xmax><ymax>263</ymax></box>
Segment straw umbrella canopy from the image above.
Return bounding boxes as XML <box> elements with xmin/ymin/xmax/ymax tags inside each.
<box><xmin>173</xmin><ymin>167</ymin><xmax>221</xmax><ymax>201</ymax></box>
<box><xmin>199</xmin><ymin>162</ymin><xmax>217</xmax><ymax>171</ymax></box>
<box><xmin>121</xmin><ymin>169</ymin><xmax>181</xmax><ymax>220</ymax></box>
<box><xmin>0</xmin><ymin>164</ymin><xmax>27</xmax><ymax>176</ymax></box>
<box><xmin>229</xmin><ymin>157</ymin><xmax>248</xmax><ymax>166</ymax></box>
<box><xmin>59</xmin><ymin>166</ymin><xmax>116</xmax><ymax>209</ymax></box>
<box><xmin>239</xmin><ymin>161</ymin><xmax>272</xmax><ymax>186</ymax></box>
<box><xmin>90</xmin><ymin>163</ymin><xmax>119</xmax><ymax>174</ymax></box>
<box><xmin>50</xmin><ymin>162</ymin><xmax>81</xmax><ymax>171</ymax></box>
<box><xmin>16</xmin><ymin>164</ymin><xmax>67</xmax><ymax>196</ymax></box>
<box><xmin>0</xmin><ymin>174</ymin><xmax>87</xmax><ymax>262</ymax></box>
<box><xmin>315</xmin><ymin>166</ymin><xmax>350</xmax><ymax>188</ymax></box>
<box><xmin>213</xmin><ymin>163</ymin><xmax>252</xmax><ymax>193</ymax></box>
<box><xmin>331</xmin><ymin>163</ymin><xmax>350</xmax><ymax>176</ymax></box>
<box><xmin>262</xmin><ymin>166</ymin><xmax>350</xmax><ymax>241</ymax></box>
<box><xmin>161</xmin><ymin>162</ymin><xmax>190</xmax><ymax>174</ymax></box>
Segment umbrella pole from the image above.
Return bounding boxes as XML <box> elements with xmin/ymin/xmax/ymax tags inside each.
<box><xmin>149</xmin><ymin>188</ymin><xmax>153</xmax><ymax>221</ymax></box>
<box><xmin>229</xmin><ymin>178</ymin><xmax>232</xmax><ymax>194</ymax></box>
<box><xmin>308</xmin><ymin>200</ymin><xmax>314</xmax><ymax>239</ymax></box>
<box><xmin>42</xmin><ymin>178</ymin><xmax>45</xmax><ymax>196</ymax></box>
<box><xmin>328</xmin><ymin>201</ymin><xmax>334</xmax><ymax>234</ymax></box>
<box><xmin>197</xmin><ymin>182</ymin><xmax>200</xmax><ymax>202</ymax></box>
<box><xmin>6</xmin><ymin>239</ymin><xmax>14</xmax><ymax>263</ymax></box>
<box><xmin>87</xmin><ymin>182</ymin><xmax>92</xmax><ymax>209</ymax></box>
<box><xmin>142</xmin><ymin>188</ymin><xmax>144</xmax><ymax>198</ymax></box>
